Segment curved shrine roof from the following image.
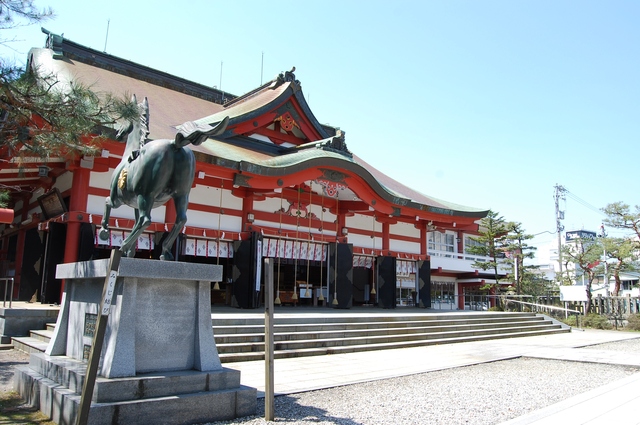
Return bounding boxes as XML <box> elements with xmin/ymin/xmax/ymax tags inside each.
<box><xmin>28</xmin><ymin>33</ymin><xmax>488</xmax><ymax>222</ymax></box>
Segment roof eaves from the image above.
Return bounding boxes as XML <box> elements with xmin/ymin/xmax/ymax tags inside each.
<box><xmin>39</xmin><ymin>28</ymin><xmax>235</xmax><ymax>105</ymax></box>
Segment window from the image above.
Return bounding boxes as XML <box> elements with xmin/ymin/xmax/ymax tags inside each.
<box><xmin>430</xmin><ymin>280</ymin><xmax>455</xmax><ymax>310</ymax></box>
<box><xmin>428</xmin><ymin>232</ymin><xmax>455</xmax><ymax>256</ymax></box>
<box><xmin>464</xmin><ymin>236</ymin><xmax>485</xmax><ymax>260</ymax></box>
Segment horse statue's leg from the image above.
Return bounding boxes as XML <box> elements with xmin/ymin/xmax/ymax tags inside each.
<box><xmin>121</xmin><ymin>209</ymin><xmax>141</xmax><ymax>258</ymax></box>
<box><xmin>99</xmin><ymin>169</ymin><xmax>124</xmax><ymax>242</ymax></box>
<box><xmin>160</xmin><ymin>194</ymin><xmax>189</xmax><ymax>261</ymax></box>
<box><xmin>120</xmin><ymin>196</ymin><xmax>153</xmax><ymax>257</ymax></box>
<box><xmin>98</xmin><ymin>197</ymin><xmax>112</xmax><ymax>242</ymax></box>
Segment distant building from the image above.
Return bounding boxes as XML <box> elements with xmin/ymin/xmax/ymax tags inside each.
<box><xmin>542</xmin><ymin>229</ymin><xmax>640</xmax><ymax>300</ymax></box>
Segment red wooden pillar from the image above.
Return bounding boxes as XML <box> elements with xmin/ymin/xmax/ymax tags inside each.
<box><xmin>12</xmin><ymin>194</ymin><xmax>30</xmax><ymax>298</ymax></box>
<box><xmin>241</xmin><ymin>193</ymin><xmax>254</xmax><ymax>232</ymax></box>
<box><xmin>419</xmin><ymin>222</ymin><xmax>427</xmax><ymax>257</ymax></box>
<box><xmin>382</xmin><ymin>221</ymin><xmax>390</xmax><ymax>253</ymax></box>
<box><xmin>336</xmin><ymin>211</ymin><xmax>347</xmax><ymax>243</ymax></box>
<box><xmin>458</xmin><ymin>284</ymin><xmax>466</xmax><ymax>310</ymax></box>
<box><xmin>61</xmin><ymin>166</ymin><xmax>90</xmax><ymax>298</ymax></box>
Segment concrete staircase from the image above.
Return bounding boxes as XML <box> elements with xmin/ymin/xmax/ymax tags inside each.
<box><xmin>12</xmin><ymin>312</ymin><xmax>570</xmax><ymax>363</ymax></box>
<box><xmin>11</xmin><ymin>322</ymin><xmax>55</xmax><ymax>354</ymax></box>
<box><xmin>213</xmin><ymin>311</ymin><xmax>569</xmax><ymax>363</ymax></box>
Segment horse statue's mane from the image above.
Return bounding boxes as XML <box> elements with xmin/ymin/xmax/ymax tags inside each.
<box><xmin>116</xmin><ymin>95</ymin><xmax>150</xmax><ymax>159</ymax></box>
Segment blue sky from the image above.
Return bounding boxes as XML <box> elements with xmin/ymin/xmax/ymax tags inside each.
<box><xmin>3</xmin><ymin>1</ymin><xmax>639</xmax><ymax>260</ymax></box>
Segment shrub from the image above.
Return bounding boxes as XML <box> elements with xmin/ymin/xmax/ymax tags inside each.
<box><xmin>582</xmin><ymin>313</ymin><xmax>613</xmax><ymax>330</ymax></box>
<box><xmin>488</xmin><ymin>306</ymin><xmax>503</xmax><ymax>312</ymax></box>
<box><xmin>562</xmin><ymin>315</ymin><xmax>578</xmax><ymax>327</ymax></box>
<box><xmin>626</xmin><ymin>314</ymin><xmax>640</xmax><ymax>331</ymax></box>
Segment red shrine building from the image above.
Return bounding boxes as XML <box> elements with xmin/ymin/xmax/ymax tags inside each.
<box><xmin>0</xmin><ymin>30</ymin><xmax>501</xmax><ymax>310</ymax></box>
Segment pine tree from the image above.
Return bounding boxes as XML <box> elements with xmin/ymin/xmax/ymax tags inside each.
<box><xmin>502</xmin><ymin>222</ymin><xmax>537</xmax><ymax>295</ymax></box>
<box><xmin>601</xmin><ymin>236</ymin><xmax>638</xmax><ymax>296</ymax></box>
<box><xmin>602</xmin><ymin>202</ymin><xmax>640</xmax><ymax>248</ymax></box>
<box><xmin>560</xmin><ymin>237</ymin><xmax>603</xmax><ymax>313</ymax></box>
<box><xmin>467</xmin><ymin>210</ymin><xmax>509</xmax><ymax>286</ymax></box>
<box><xmin>0</xmin><ymin>1</ymin><xmax>139</xmax><ymax>207</ymax></box>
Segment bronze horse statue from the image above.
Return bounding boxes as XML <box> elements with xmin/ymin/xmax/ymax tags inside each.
<box><xmin>99</xmin><ymin>95</ymin><xmax>228</xmax><ymax>260</ymax></box>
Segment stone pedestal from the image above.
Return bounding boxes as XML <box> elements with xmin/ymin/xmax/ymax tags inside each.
<box><xmin>16</xmin><ymin>257</ymin><xmax>256</xmax><ymax>425</ymax></box>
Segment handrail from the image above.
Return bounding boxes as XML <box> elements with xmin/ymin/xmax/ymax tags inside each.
<box><xmin>1</xmin><ymin>277</ymin><xmax>14</xmax><ymax>308</ymax></box>
<box><xmin>499</xmin><ymin>297</ymin><xmax>582</xmax><ymax>328</ymax></box>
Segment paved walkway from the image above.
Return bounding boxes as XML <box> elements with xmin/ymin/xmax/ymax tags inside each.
<box><xmin>216</xmin><ymin>308</ymin><xmax>640</xmax><ymax>424</ymax></box>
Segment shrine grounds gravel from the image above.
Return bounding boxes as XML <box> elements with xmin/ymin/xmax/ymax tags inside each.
<box><xmin>2</xmin><ymin>338</ymin><xmax>640</xmax><ymax>425</ymax></box>
<box><xmin>205</xmin><ymin>338</ymin><xmax>640</xmax><ymax>425</ymax></box>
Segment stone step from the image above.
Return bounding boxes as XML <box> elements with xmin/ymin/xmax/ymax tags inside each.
<box><xmin>211</xmin><ymin>312</ymin><xmax>537</xmax><ymax>327</ymax></box>
<box><xmin>219</xmin><ymin>327</ymin><xmax>568</xmax><ymax>363</ymax></box>
<box><xmin>213</xmin><ymin>319</ymin><xmax>551</xmax><ymax>344</ymax></box>
<box><xmin>215</xmin><ymin>322</ymin><xmax>562</xmax><ymax>354</ymax></box>
<box><xmin>16</xmin><ymin>363</ymin><xmax>256</xmax><ymax>425</ymax></box>
<box><xmin>25</xmin><ymin>352</ymin><xmax>244</xmax><ymax>402</ymax></box>
<box><xmin>29</xmin><ymin>328</ymin><xmax>54</xmax><ymax>343</ymax></box>
<box><xmin>11</xmin><ymin>336</ymin><xmax>49</xmax><ymax>354</ymax></box>
<box><xmin>13</xmin><ymin>312</ymin><xmax>570</xmax><ymax>363</ymax></box>
<box><xmin>211</xmin><ymin>315</ymin><xmax>547</xmax><ymax>335</ymax></box>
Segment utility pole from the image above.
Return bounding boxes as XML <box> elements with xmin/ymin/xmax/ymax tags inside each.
<box><xmin>599</xmin><ymin>224</ymin><xmax>609</xmax><ymax>295</ymax></box>
<box><xmin>554</xmin><ymin>184</ymin><xmax>566</xmax><ymax>281</ymax></box>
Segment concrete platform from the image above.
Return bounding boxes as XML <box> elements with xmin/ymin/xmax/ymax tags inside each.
<box><xmin>0</xmin><ymin>302</ymin><xmax>59</xmax><ymax>344</ymax></box>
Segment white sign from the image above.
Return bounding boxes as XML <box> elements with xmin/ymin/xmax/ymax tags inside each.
<box><xmin>559</xmin><ymin>285</ymin><xmax>589</xmax><ymax>302</ymax></box>
<box><xmin>101</xmin><ymin>270</ymin><xmax>118</xmax><ymax>315</ymax></box>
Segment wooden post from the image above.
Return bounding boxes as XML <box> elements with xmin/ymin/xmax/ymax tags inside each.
<box><xmin>76</xmin><ymin>249</ymin><xmax>122</xmax><ymax>425</ymax></box>
<box><xmin>264</xmin><ymin>258</ymin><xmax>275</xmax><ymax>421</ymax></box>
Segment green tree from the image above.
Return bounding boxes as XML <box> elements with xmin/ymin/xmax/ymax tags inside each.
<box><xmin>560</xmin><ymin>237</ymin><xmax>603</xmax><ymax>313</ymax></box>
<box><xmin>519</xmin><ymin>271</ymin><xmax>554</xmax><ymax>298</ymax></box>
<box><xmin>0</xmin><ymin>1</ymin><xmax>138</xmax><ymax>207</ymax></box>
<box><xmin>0</xmin><ymin>1</ymin><xmax>53</xmax><ymax>38</ymax></box>
<box><xmin>467</xmin><ymin>210</ymin><xmax>509</xmax><ymax>287</ymax></box>
<box><xmin>1</xmin><ymin>68</ymin><xmax>138</xmax><ymax>162</ymax></box>
<box><xmin>601</xmin><ymin>236</ymin><xmax>638</xmax><ymax>296</ymax></box>
<box><xmin>602</xmin><ymin>202</ymin><xmax>640</xmax><ymax>246</ymax></box>
<box><xmin>502</xmin><ymin>221</ymin><xmax>537</xmax><ymax>295</ymax></box>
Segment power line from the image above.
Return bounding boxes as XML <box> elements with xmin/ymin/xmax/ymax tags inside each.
<box><xmin>564</xmin><ymin>190</ymin><xmax>605</xmax><ymax>216</ymax></box>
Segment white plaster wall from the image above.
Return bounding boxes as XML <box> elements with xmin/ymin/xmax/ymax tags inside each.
<box><xmin>389</xmin><ymin>239</ymin><xmax>421</xmax><ymax>254</ymax></box>
<box><xmin>54</xmin><ymin>171</ymin><xmax>73</xmax><ymax>193</ymax></box>
<box><xmin>348</xmin><ymin>233</ymin><xmax>381</xmax><ymax>253</ymax></box>
<box><xmin>28</xmin><ymin>188</ymin><xmax>45</xmax><ymax>206</ymax></box>
<box><xmin>90</xmin><ymin>169</ymin><xmax>112</xmax><ymax>190</ymax></box>
<box><xmin>87</xmin><ymin>194</ymin><xmax>166</xmax><ymax>222</ymax></box>
<box><xmin>254</xmin><ymin>197</ymin><xmax>282</xmax><ymax>213</ymax></box>
<box><xmin>390</xmin><ymin>221</ymin><xmax>419</xmax><ymax>238</ymax></box>
<box><xmin>254</xmin><ymin>197</ymin><xmax>337</xmax><ymax>224</ymax></box>
<box><xmin>346</xmin><ymin>213</ymin><xmax>380</xmax><ymax>232</ymax></box>
<box><xmin>186</xmin><ymin>209</ymin><xmax>241</xmax><ymax>231</ymax></box>
<box><xmin>190</xmin><ymin>186</ymin><xmax>241</xmax><ymax>210</ymax></box>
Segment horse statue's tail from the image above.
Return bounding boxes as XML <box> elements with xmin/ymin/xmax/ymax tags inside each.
<box><xmin>174</xmin><ymin>116</ymin><xmax>229</xmax><ymax>148</ymax></box>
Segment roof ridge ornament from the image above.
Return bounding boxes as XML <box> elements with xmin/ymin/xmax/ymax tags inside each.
<box><xmin>274</xmin><ymin>66</ymin><xmax>300</xmax><ymax>88</ymax></box>
<box><xmin>41</xmin><ymin>27</ymin><xmax>64</xmax><ymax>58</ymax></box>
<box><xmin>319</xmin><ymin>129</ymin><xmax>352</xmax><ymax>159</ymax></box>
